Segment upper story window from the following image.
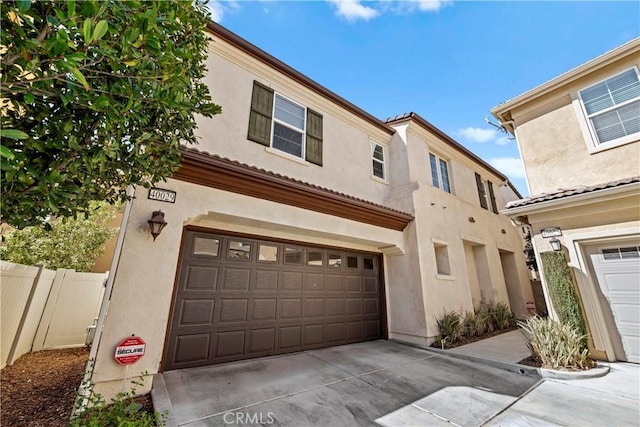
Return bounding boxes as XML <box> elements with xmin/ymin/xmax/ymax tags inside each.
<box><xmin>474</xmin><ymin>173</ymin><xmax>498</xmax><ymax>213</ymax></box>
<box><xmin>247</xmin><ymin>81</ymin><xmax>323</xmax><ymax>166</ymax></box>
<box><xmin>579</xmin><ymin>68</ymin><xmax>640</xmax><ymax>146</ymax></box>
<box><xmin>429</xmin><ymin>153</ymin><xmax>451</xmax><ymax>193</ymax></box>
<box><xmin>371</xmin><ymin>142</ymin><xmax>386</xmax><ymax>180</ymax></box>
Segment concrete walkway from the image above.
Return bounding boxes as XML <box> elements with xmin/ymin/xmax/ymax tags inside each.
<box><xmin>447</xmin><ymin>330</ymin><xmax>531</xmax><ymax>364</ymax></box>
<box><xmin>152</xmin><ymin>338</ymin><xmax>640</xmax><ymax>426</ymax></box>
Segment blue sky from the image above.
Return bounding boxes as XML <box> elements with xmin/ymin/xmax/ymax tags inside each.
<box><xmin>207</xmin><ymin>1</ymin><xmax>639</xmax><ymax>196</ymax></box>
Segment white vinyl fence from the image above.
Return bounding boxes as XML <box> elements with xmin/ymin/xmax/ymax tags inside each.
<box><xmin>1</xmin><ymin>261</ymin><xmax>107</xmax><ymax>368</ymax></box>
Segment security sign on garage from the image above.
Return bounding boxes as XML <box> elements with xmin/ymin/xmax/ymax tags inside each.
<box><xmin>163</xmin><ymin>230</ymin><xmax>384</xmax><ymax>370</ymax></box>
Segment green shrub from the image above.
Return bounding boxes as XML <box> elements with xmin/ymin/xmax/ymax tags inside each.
<box><xmin>435</xmin><ymin>310</ymin><xmax>463</xmax><ymax>346</ymax></box>
<box><xmin>474</xmin><ymin>305</ymin><xmax>493</xmax><ymax>334</ymax></box>
<box><xmin>71</xmin><ymin>371</ymin><xmax>166</xmax><ymax>426</ymax></box>
<box><xmin>462</xmin><ymin>311</ymin><xmax>478</xmax><ymax>337</ymax></box>
<box><xmin>492</xmin><ymin>302</ymin><xmax>516</xmax><ymax>330</ymax></box>
<box><xmin>518</xmin><ymin>316</ymin><xmax>593</xmax><ymax>370</ymax></box>
<box><xmin>540</xmin><ymin>251</ymin><xmax>588</xmax><ymax>349</ymax></box>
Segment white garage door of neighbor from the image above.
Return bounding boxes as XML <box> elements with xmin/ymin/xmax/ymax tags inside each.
<box><xmin>590</xmin><ymin>244</ymin><xmax>640</xmax><ymax>364</ymax></box>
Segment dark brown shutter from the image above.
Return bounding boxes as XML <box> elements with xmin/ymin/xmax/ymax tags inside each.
<box><xmin>488</xmin><ymin>181</ymin><xmax>498</xmax><ymax>213</ymax></box>
<box><xmin>475</xmin><ymin>172</ymin><xmax>488</xmax><ymax>209</ymax></box>
<box><xmin>305</xmin><ymin>109</ymin><xmax>323</xmax><ymax>166</ymax></box>
<box><xmin>247</xmin><ymin>81</ymin><xmax>274</xmax><ymax>146</ymax></box>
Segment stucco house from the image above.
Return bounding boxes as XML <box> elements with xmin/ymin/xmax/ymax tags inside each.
<box><xmin>89</xmin><ymin>22</ymin><xmax>533</xmax><ymax>397</ymax></box>
<box><xmin>491</xmin><ymin>37</ymin><xmax>640</xmax><ymax>364</ymax></box>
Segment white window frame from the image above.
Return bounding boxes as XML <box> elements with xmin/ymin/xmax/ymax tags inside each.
<box><xmin>429</xmin><ymin>153</ymin><xmax>452</xmax><ymax>194</ymax></box>
<box><xmin>371</xmin><ymin>141</ymin><xmax>387</xmax><ymax>183</ymax></box>
<box><xmin>576</xmin><ymin>67</ymin><xmax>640</xmax><ymax>153</ymax></box>
<box><xmin>271</xmin><ymin>92</ymin><xmax>307</xmax><ymax>159</ymax></box>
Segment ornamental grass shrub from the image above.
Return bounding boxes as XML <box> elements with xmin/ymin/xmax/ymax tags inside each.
<box><xmin>518</xmin><ymin>316</ymin><xmax>593</xmax><ymax>371</ymax></box>
<box><xmin>435</xmin><ymin>302</ymin><xmax>516</xmax><ymax>348</ymax></box>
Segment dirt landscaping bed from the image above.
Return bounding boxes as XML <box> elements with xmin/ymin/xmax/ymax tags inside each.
<box><xmin>1</xmin><ymin>347</ymin><xmax>155</xmax><ymax>426</ymax></box>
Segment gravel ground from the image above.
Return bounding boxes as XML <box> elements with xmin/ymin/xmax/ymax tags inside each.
<box><xmin>1</xmin><ymin>347</ymin><xmax>156</xmax><ymax>426</ymax></box>
<box><xmin>1</xmin><ymin>347</ymin><xmax>90</xmax><ymax>426</ymax></box>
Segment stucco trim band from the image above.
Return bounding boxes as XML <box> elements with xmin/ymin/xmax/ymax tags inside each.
<box><xmin>174</xmin><ymin>148</ymin><xmax>414</xmax><ymax>231</ymax></box>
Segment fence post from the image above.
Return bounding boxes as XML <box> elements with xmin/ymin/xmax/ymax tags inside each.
<box><xmin>31</xmin><ymin>269</ymin><xmax>70</xmax><ymax>352</ymax></box>
<box><xmin>6</xmin><ymin>265</ymin><xmax>44</xmax><ymax>365</ymax></box>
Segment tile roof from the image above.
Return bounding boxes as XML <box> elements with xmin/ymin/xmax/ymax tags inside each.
<box><xmin>179</xmin><ymin>146</ymin><xmax>414</xmax><ymax>218</ymax></box>
<box><xmin>505</xmin><ymin>176</ymin><xmax>640</xmax><ymax>209</ymax></box>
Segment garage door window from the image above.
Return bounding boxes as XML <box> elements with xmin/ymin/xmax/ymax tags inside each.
<box><xmin>347</xmin><ymin>256</ymin><xmax>358</xmax><ymax>269</ymax></box>
<box><xmin>602</xmin><ymin>246</ymin><xmax>640</xmax><ymax>260</ymax></box>
<box><xmin>328</xmin><ymin>253</ymin><xmax>342</xmax><ymax>268</ymax></box>
<box><xmin>364</xmin><ymin>257</ymin><xmax>374</xmax><ymax>270</ymax></box>
<box><xmin>193</xmin><ymin>237</ymin><xmax>220</xmax><ymax>257</ymax></box>
<box><xmin>285</xmin><ymin>247</ymin><xmax>303</xmax><ymax>264</ymax></box>
<box><xmin>258</xmin><ymin>244</ymin><xmax>278</xmax><ymax>262</ymax></box>
<box><xmin>307</xmin><ymin>251</ymin><xmax>323</xmax><ymax>267</ymax></box>
<box><xmin>228</xmin><ymin>241</ymin><xmax>252</xmax><ymax>260</ymax></box>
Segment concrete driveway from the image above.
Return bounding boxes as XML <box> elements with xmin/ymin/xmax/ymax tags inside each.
<box><xmin>152</xmin><ymin>340</ymin><xmax>539</xmax><ymax>426</ymax></box>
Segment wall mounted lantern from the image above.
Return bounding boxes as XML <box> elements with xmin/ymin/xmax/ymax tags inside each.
<box><xmin>549</xmin><ymin>237</ymin><xmax>562</xmax><ymax>252</ymax></box>
<box><xmin>148</xmin><ymin>210</ymin><xmax>167</xmax><ymax>241</ymax></box>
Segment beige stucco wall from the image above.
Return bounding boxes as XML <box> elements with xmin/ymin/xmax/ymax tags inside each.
<box><xmin>526</xmin><ymin>188</ymin><xmax>640</xmax><ymax>361</ymax></box>
<box><xmin>196</xmin><ymin>36</ymin><xmax>403</xmax><ymax>211</ymax></box>
<box><xmin>392</xmin><ymin>123</ymin><xmax>534</xmax><ymax>339</ymax></box>
<box><xmin>509</xmin><ymin>56</ymin><xmax>640</xmax><ymax>195</ymax></box>
<box><xmin>91</xmin><ymin>180</ymin><xmax>411</xmax><ymax>398</ymax></box>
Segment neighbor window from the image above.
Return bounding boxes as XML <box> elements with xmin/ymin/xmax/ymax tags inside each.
<box><xmin>247</xmin><ymin>81</ymin><xmax>323</xmax><ymax>165</ymax></box>
<box><xmin>371</xmin><ymin>142</ymin><xmax>386</xmax><ymax>180</ymax></box>
<box><xmin>579</xmin><ymin>68</ymin><xmax>640</xmax><ymax>146</ymax></box>
<box><xmin>433</xmin><ymin>242</ymin><xmax>451</xmax><ymax>276</ymax></box>
<box><xmin>474</xmin><ymin>173</ymin><xmax>498</xmax><ymax>212</ymax></box>
<box><xmin>429</xmin><ymin>153</ymin><xmax>451</xmax><ymax>193</ymax></box>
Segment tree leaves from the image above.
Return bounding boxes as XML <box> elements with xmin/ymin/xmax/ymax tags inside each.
<box><xmin>1</xmin><ymin>0</ymin><xmax>221</xmax><ymax>228</ymax></box>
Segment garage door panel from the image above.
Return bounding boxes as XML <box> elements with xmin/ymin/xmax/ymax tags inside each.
<box><xmin>222</xmin><ymin>268</ymin><xmax>251</xmax><ymax>291</ymax></box>
<box><xmin>173</xmin><ymin>333</ymin><xmax>211</xmax><ymax>365</ymax></box>
<box><xmin>165</xmin><ymin>231</ymin><xmax>383</xmax><ymax>369</ymax></box>
<box><xmin>251</xmin><ymin>298</ymin><xmax>277</xmax><ymax>321</ymax></box>
<box><xmin>178</xmin><ymin>299</ymin><xmax>215</xmax><ymax>326</ymax></box>
<box><xmin>281</xmin><ymin>298</ymin><xmax>302</xmax><ymax>319</ymax></box>
<box><xmin>346</xmin><ymin>277</ymin><xmax>362</xmax><ymax>292</ymax></box>
<box><xmin>219</xmin><ymin>299</ymin><xmax>248</xmax><ymax>323</ymax></box>
<box><xmin>255</xmin><ymin>269</ymin><xmax>279</xmax><ymax>291</ymax></box>
<box><xmin>305</xmin><ymin>273</ymin><xmax>325</xmax><ymax>291</ymax></box>
<box><xmin>282</xmin><ymin>272</ymin><xmax>303</xmax><ymax>290</ymax></box>
<box><xmin>184</xmin><ymin>266</ymin><xmax>219</xmax><ymax>291</ymax></box>
<box><xmin>215</xmin><ymin>330</ymin><xmax>246</xmax><ymax>358</ymax></box>
<box><xmin>599</xmin><ymin>273</ymin><xmax>640</xmax><ymax>293</ymax></box>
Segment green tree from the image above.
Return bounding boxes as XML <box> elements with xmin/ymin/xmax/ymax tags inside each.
<box><xmin>0</xmin><ymin>202</ymin><xmax>118</xmax><ymax>271</ymax></box>
<box><xmin>1</xmin><ymin>0</ymin><xmax>221</xmax><ymax>228</ymax></box>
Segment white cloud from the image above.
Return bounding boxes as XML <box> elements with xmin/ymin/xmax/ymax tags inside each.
<box><xmin>207</xmin><ymin>1</ymin><xmax>240</xmax><ymax>23</ymax></box>
<box><xmin>489</xmin><ymin>157</ymin><xmax>526</xmax><ymax>179</ymax></box>
<box><xmin>414</xmin><ymin>0</ymin><xmax>452</xmax><ymax>12</ymax></box>
<box><xmin>458</xmin><ymin>127</ymin><xmax>496</xmax><ymax>143</ymax></box>
<box><xmin>328</xmin><ymin>0</ymin><xmax>451</xmax><ymax>21</ymax></box>
<box><xmin>495</xmin><ymin>136</ymin><xmax>511</xmax><ymax>146</ymax></box>
<box><xmin>328</xmin><ymin>0</ymin><xmax>379</xmax><ymax>21</ymax></box>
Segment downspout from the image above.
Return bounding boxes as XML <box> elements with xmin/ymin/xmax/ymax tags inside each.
<box><xmin>75</xmin><ymin>186</ymin><xmax>135</xmax><ymax>412</ymax></box>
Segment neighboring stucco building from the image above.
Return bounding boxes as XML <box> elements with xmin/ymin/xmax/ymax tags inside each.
<box><xmin>90</xmin><ymin>22</ymin><xmax>533</xmax><ymax>397</ymax></box>
<box><xmin>491</xmin><ymin>38</ymin><xmax>640</xmax><ymax>363</ymax></box>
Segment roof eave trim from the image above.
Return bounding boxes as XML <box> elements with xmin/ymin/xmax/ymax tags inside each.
<box><xmin>501</xmin><ymin>181</ymin><xmax>640</xmax><ymax>216</ymax></box>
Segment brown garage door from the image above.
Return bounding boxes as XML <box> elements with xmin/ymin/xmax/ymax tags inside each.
<box><xmin>163</xmin><ymin>230</ymin><xmax>383</xmax><ymax>370</ymax></box>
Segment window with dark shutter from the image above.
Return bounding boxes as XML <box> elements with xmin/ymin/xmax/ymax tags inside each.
<box><xmin>305</xmin><ymin>109</ymin><xmax>323</xmax><ymax>166</ymax></box>
<box><xmin>487</xmin><ymin>181</ymin><xmax>498</xmax><ymax>213</ymax></box>
<box><xmin>248</xmin><ymin>81</ymin><xmax>274</xmax><ymax>146</ymax></box>
<box><xmin>475</xmin><ymin>172</ymin><xmax>488</xmax><ymax>209</ymax></box>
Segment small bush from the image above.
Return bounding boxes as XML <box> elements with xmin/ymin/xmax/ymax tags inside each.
<box><xmin>474</xmin><ymin>305</ymin><xmax>493</xmax><ymax>334</ymax></box>
<box><xmin>492</xmin><ymin>302</ymin><xmax>516</xmax><ymax>330</ymax></box>
<box><xmin>518</xmin><ymin>316</ymin><xmax>593</xmax><ymax>371</ymax></box>
<box><xmin>462</xmin><ymin>311</ymin><xmax>478</xmax><ymax>337</ymax></box>
<box><xmin>71</xmin><ymin>372</ymin><xmax>166</xmax><ymax>426</ymax></box>
<box><xmin>435</xmin><ymin>310</ymin><xmax>463</xmax><ymax>346</ymax></box>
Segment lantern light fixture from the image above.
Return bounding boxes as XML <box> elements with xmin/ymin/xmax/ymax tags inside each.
<box><xmin>148</xmin><ymin>210</ymin><xmax>167</xmax><ymax>241</ymax></box>
<box><xmin>549</xmin><ymin>237</ymin><xmax>561</xmax><ymax>252</ymax></box>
